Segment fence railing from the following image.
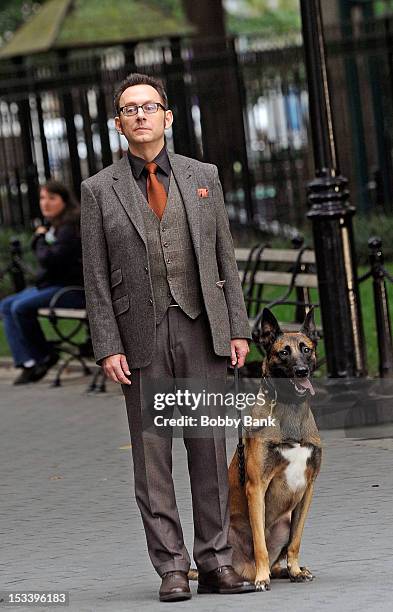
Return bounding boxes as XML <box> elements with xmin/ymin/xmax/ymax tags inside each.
<box><xmin>1</xmin><ymin>18</ymin><xmax>393</xmax><ymax>229</ymax></box>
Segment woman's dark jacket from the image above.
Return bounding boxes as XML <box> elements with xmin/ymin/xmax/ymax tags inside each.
<box><xmin>31</xmin><ymin>222</ymin><xmax>84</xmax><ymax>289</ymax></box>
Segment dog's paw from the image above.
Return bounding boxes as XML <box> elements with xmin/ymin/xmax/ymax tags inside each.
<box><xmin>255</xmin><ymin>579</ymin><xmax>271</xmax><ymax>591</ymax></box>
<box><xmin>289</xmin><ymin>566</ymin><xmax>314</xmax><ymax>582</ymax></box>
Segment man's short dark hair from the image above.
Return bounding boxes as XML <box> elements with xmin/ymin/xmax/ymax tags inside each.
<box><xmin>113</xmin><ymin>73</ymin><xmax>168</xmax><ymax>115</ymax></box>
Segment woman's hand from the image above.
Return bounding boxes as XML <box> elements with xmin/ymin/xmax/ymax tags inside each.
<box><xmin>34</xmin><ymin>225</ymin><xmax>47</xmax><ymax>235</ymax></box>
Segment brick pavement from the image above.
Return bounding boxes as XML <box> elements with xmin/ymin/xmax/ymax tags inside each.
<box><xmin>0</xmin><ymin>366</ymin><xmax>392</xmax><ymax>612</ymax></box>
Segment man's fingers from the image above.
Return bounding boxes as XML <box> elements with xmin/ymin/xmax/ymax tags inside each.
<box><xmin>237</xmin><ymin>351</ymin><xmax>246</xmax><ymax>367</ymax></box>
<box><xmin>120</xmin><ymin>354</ymin><xmax>131</xmax><ymax>376</ymax></box>
<box><xmin>103</xmin><ymin>356</ymin><xmax>131</xmax><ymax>384</ymax></box>
<box><xmin>114</xmin><ymin>365</ymin><xmax>131</xmax><ymax>384</ymax></box>
<box><xmin>108</xmin><ymin>364</ymin><xmax>131</xmax><ymax>385</ymax></box>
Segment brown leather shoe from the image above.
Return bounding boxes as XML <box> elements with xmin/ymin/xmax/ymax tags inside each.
<box><xmin>197</xmin><ymin>565</ymin><xmax>255</xmax><ymax>594</ymax></box>
<box><xmin>159</xmin><ymin>570</ymin><xmax>192</xmax><ymax>602</ymax></box>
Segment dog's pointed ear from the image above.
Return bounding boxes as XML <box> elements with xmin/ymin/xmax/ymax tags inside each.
<box><xmin>300</xmin><ymin>307</ymin><xmax>318</xmax><ymax>345</ymax></box>
<box><xmin>260</xmin><ymin>308</ymin><xmax>282</xmax><ymax>353</ymax></box>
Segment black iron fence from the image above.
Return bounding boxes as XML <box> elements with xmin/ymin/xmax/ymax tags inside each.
<box><xmin>0</xmin><ymin>16</ymin><xmax>393</xmax><ymax>230</ymax></box>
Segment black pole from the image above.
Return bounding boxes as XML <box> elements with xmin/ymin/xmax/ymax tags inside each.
<box><xmin>368</xmin><ymin>237</ymin><xmax>393</xmax><ymax>378</ymax></box>
<box><xmin>292</xmin><ymin>234</ymin><xmax>308</xmax><ymax>324</ymax></box>
<box><xmin>300</xmin><ymin>0</ymin><xmax>367</xmax><ymax>377</ymax></box>
<box><xmin>58</xmin><ymin>50</ymin><xmax>82</xmax><ymax>199</ymax></box>
<box><xmin>164</xmin><ymin>37</ymin><xmax>198</xmax><ymax>159</ymax></box>
<box><xmin>13</xmin><ymin>57</ymin><xmax>40</xmax><ymax>222</ymax></box>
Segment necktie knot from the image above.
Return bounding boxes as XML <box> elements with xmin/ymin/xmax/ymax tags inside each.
<box><xmin>145</xmin><ymin>162</ymin><xmax>158</xmax><ymax>175</ymax></box>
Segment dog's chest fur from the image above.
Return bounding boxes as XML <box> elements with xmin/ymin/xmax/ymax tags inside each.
<box><xmin>279</xmin><ymin>443</ymin><xmax>312</xmax><ymax>492</ymax></box>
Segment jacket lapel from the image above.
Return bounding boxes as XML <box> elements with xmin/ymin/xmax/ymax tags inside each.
<box><xmin>112</xmin><ymin>155</ymin><xmax>147</xmax><ymax>246</ymax></box>
<box><xmin>112</xmin><ymin>152</ymin><xmax>201</xmax><ymax>258</ymax></box>
<box><xmin>168</xmin><ymin>151</ymin><xmax>200</xmax><ymax>261</ymax></box>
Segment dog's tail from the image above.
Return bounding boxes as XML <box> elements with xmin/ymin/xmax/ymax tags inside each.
<box><xmin>188</xmin><ymin>568</ymin><xmax>198</xmax><ymax>580</ymax></box>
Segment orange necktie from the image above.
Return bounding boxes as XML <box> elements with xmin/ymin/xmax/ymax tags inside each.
<box><xmin>145</xmin><ymin>162</ymin><xmax>167</xmax><ymax>220</ymax></box>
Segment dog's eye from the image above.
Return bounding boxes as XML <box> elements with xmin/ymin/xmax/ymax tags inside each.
<box><xmin>279</xmin><ymin>350</ymin><xmax>289</xmax><ymax>357</ymax></box>
<box><xmin>303</xmin><ymin>346</ymin><xmax>311</xmax><ymax>354</ymax></box>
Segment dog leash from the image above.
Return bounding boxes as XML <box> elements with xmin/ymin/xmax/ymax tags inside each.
<box><xmin>234</xmin><ymin>362</ymin><xmax>246</xmax><ymax>487</ymax></box>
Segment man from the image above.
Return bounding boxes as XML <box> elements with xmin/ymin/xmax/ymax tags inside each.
<box><xmin>80</xmin><ymin>73</ymin><xmax>253</xmax><ymax>601</ymax></box>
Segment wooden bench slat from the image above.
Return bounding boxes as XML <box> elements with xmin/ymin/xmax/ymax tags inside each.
<box><xmin>239</xmin><ymin>270</ymin><xmax>318</xmax><ymax>288</ymax></box>
<box><xmin>38</xmin><ymin>308</ymin><xmax>87</xmax><ymax>319</ymax></box>
<box><xmin>235</xmin><ymin>248</ymin><xmax>316</xmax><ymax>264</ymax></box>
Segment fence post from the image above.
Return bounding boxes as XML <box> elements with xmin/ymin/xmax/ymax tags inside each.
<box><xmin>292</xmin><ymin>235</ymin><xmax>308</xmax><ymax>324</ymax></box>
<box><xmin>368</xmin><ymin>236</ymin><xmax>393</xmax><ymax>378</ymax></box>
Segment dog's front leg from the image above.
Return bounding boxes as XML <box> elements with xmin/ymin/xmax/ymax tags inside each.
<box><xmin>246</xmin><ymin>476</ymin><xmax>271</xmax><ymax>591</ymax></box>
<box><xmin>287</xmin><ymin>481</ymin><xmax>315</xmax><ymax>582</ymax></box>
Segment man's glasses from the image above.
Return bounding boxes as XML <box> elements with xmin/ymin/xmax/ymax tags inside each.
<box><xmin>119</xmin><ymin>102</ymin><xmax>167</xmax><ymax>117</ymax></box>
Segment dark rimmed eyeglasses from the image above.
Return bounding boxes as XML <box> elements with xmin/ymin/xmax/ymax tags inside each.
<box><xmin>119</xmin><ymin>102</ymin><xmax>167</xmax><ymax>117</ymax></box>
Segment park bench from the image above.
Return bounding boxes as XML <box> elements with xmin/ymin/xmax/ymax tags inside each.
<box><xmin>234</xmin><ymin>241</ymin><xmax>323</xmax><ymax>376</ymax></box>
<box><xmin>37</xmin><ymin>286</ymin><xmax>106</xmax><ymax>390</ymax></box>
<box><xmin>4</xmin><ymin>236</ymin><xmax>392</xmax><ymax>381</ymax></box>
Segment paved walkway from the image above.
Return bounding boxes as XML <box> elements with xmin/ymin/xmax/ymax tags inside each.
<box><xmin>0</xmin><ymin>365</ymin><xmax>392</xmax><ymax>611</ymax></box>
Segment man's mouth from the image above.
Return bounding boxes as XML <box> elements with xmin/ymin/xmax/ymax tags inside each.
<box><xmin>290</xmin><ymin>378</ymin><xmax>315</xmax><ymax>396</ymax></box>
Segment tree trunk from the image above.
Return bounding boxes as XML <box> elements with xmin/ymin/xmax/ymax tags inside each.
<box><xmin>181</xmin><ymin>0</ymin><xmax>254</xmax><ymax>221</ymax></box>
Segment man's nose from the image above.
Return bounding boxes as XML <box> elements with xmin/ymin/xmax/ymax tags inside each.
<box><xmin>294</xmin><ymin>366</ymin><xmax>309</xmax><ymax>378</ymax></box>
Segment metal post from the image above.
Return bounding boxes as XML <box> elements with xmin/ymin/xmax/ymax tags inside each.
<box><xmin>164</xmin><ymin>37</ymin><xmax>198</xmax><ymax>159</ymax></box>
<box><xmin>368</xmin><ymin>237</ymin><xmax>393</xmax><ymax>378</ymax></box>
<box><xmin>300</xmin><ymin>0</ymin><xmax>367</xmax><ymax>377</ymax></box>
<box><xmin>12</xmin><ymin>58</ymin><xmax>40</xmax><ymax>222</ymax></box>
<box><xmin>58</xmin><ymin>51</ymin><xmax>82</xmax><ymax>199</ymax></box>
<box><xmin>292</xmin><ymin>234</ymin><xmax>308</xmax><ymax>324</ymax></box>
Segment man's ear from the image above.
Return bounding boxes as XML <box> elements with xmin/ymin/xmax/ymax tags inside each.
<box><xmin>164</xmin><ymin>109</ymin><xmax>173</xmax><ymax>130</ymax></box>
<box><xmin>260</xmin><ymin>308</ymin><xmax>282</xmax><ymax>353</ymax></box>
<box><xmin>300</xmin><ymin>307</ymin><xmax>318</xmax><ymax>345</ymax></box>
<box><xmin>115</xmin><ymin>115</ymin><xmax>123</xmax><ymax>135</ymax></box>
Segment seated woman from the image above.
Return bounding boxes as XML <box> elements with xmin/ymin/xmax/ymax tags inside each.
<box><xmin>0</xmin><ymin>181</ymin><xmax>84</xmax><ymax>385</ymax></box>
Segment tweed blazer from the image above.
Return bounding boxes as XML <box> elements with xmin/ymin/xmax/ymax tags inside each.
<box><xmin>80</xmin><ymin>151</ymin><xmax>251</xmax><ymax>367</ymax></box>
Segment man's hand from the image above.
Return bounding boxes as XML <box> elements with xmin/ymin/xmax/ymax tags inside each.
<box><xmin>102</xmin><ymin>354</ymin><xmax>131</xmax><ymax>384</ymax></box>
<box><xmin>34</xmin><ymin>226</ymin><xmax>47</xmax><ymax>235</ymax></box>
<box><xmin>230</xmin><ymin>339</ymin><xmax>250</xmax><ymax>368</ymax></box>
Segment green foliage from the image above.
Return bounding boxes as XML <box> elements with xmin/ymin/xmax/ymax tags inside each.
<box><xmin>374</xmin><ymin>0</ymin><xmax>393</xmax><ymax>16</ymax></box>
<box><xmin>225</xmin><ymin>0</ymin><xmax>301</xmax><ymax>35</ymax></box>
<box><xmin>0</xmin><ymin>0</ymin><xmax>43</xmax><ymax>42</ymax></box>
<box><xmin>58</xmin><ymin>0</ymin><xmax>192</xmax><ymax>46</ymax></box>
<box><xmin>1</xmin><ymin>0</ymin><xmax>302</xmax><ymax>45</ymax></box>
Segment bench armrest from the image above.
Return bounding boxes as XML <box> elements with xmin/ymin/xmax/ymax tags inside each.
<box><xmin>48</xmin><ymin>286</ymin><xmax>85</xmax><ymax>310</ymax></box>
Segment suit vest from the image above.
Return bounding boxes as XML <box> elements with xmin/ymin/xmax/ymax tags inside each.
<box><xmin>135</xmin><ymin>173</ymin><xmax>203</xmax><ymax>324</ymax></box>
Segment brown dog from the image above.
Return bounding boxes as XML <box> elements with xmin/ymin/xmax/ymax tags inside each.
<box><xmin>227</xmin><ymin>307</ymin><xmax>322</xmax><ymax>591</ymax></box>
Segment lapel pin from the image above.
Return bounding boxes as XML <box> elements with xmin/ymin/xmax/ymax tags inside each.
<box><xmin>197</xmin><ymin>188</ymin><xmax>209</xmax><ymax>198</ymax></box>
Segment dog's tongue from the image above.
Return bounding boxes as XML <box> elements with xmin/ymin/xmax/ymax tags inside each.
<box><xmin>297</xmin><ymin>378</ymin><xmax>315</xmax><ymax>395</ymax></box>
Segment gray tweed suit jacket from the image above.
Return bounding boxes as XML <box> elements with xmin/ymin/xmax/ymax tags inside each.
<box><xmin>80</xmin><ymin>151</ymin><xmax>251</xmax><ymax>368</ymax></box>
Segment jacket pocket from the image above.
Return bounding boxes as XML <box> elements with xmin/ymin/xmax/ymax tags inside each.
<box><xmin>112</xmin><ymin>294</ymin><xmax>129</xmax><ymax>317</ymax></box>
<box><xmin>110</xmin><ymin>267</ymin><xmax>122</xmax><ymax>289</ymax></box>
